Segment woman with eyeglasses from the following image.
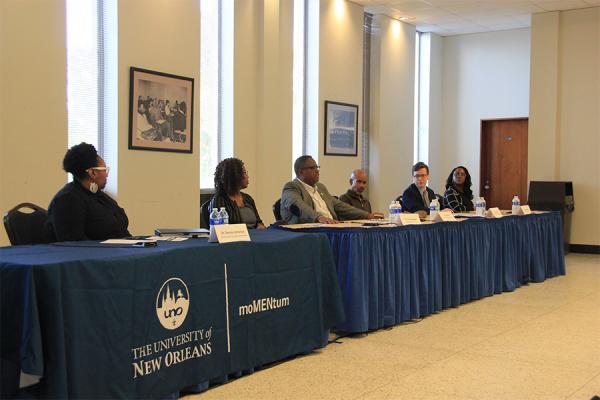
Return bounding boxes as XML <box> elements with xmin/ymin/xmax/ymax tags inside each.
<box><xmin>206</xmin><ymin>157</ymin><xmax>265</xmax><ymax>229</ymax></box>
<box><xmin>46</xmin><ymin>142</ymin><xmax>130</xmax><ymax>241</ymax></box>
<box><xmin>442</xmin><ymin>166</ymin><xmax>474</xmax><ymax>212</ymax></box>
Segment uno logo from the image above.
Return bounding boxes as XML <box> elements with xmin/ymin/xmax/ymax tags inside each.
<box><xmin>156</xmin><ymin>278</ymin><xmax>190</xmax><ymax>330</ymax></box>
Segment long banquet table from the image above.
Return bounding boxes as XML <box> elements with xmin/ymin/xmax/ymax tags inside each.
<box><xmin>277</xmin><ymin>212</ymin><xmax>566</xmax><ymax>333</ymax></box>
<box><xmin>0</xmin><ymin>229</ymin><xmax>345</xmax><ymax>399</ymax></box>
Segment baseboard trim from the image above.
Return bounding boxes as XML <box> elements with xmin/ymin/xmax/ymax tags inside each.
<box><xmin>569</xmin><ymin>244</ymin><xmax>600</xmax><ymax>254</ymax></box>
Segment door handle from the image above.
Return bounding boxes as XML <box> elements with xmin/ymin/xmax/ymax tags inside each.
<box><xmin>484</xmin><ymin>180</ymin><xmax>490</xmax><ymax>190</ymax></box>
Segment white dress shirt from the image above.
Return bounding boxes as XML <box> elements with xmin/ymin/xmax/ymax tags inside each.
<box><xmin>297</xmin><ymin>179</ymin><xmax>333</xmax><ymax>219</ymax></box>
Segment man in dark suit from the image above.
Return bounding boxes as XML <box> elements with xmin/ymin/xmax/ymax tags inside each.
<box><xmin>280</xmin><ymin>156</ymin><xmax>381</xmax><ymax>224</ymax></box>
<box><xmin>402</xmin><ymin>161</ymin><xmax>436</xmax><ymax>218</ymax></box>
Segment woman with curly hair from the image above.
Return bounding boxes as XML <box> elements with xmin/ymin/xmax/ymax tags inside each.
<box><xmin>442</xmin><ymin>165</ymin><xmax>474</xmax><ymax>212</ymax></box>
<box><xmin>46</xmin><ymin>142</ymin><xmax>130</xmax><ymax>241</ymax></box>
<box><xmin>207</xmin><ymin>158</ymin><xmax>265</xmax><ymax>229</ymax></box>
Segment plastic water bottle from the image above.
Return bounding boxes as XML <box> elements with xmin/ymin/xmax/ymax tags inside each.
<box><xmin>394</xmin><ymin>200</ymin><xmax>402</xmax><ymax>224</ymax></box>
<box><xmin>389</xmin><ymin>201</ymin><xmax>396</xmax><ymax>223</ymax></box>
<box><xmin>429</xmin><ymin>199</ymin><xmax>439</xmax><ymax>221</ymax></box>
<box><xmin>220</xmin><ymin>207</ymin><xmax>229</xmax><ymax>224</ymax></box>
<box><xmin>475</xmin><ymin>197</ymin><xmax>484</xmax><ymax>216</ymax></box>
<box><xmin>511</xmin><ymin>196</ymin><xmax>520</xmax><ymax>214</ymax></box>
<box><xmin>396</xmin><ymin>200</ymin><xmax>402</xmax><ymax>215</ymax></box>
<box><xmin>480</xmin><ymin>197</ymin><xmax>486</xmax><ymax>213</ymax></box>
<box><xmin>209</xmin><ymin>208</ymin><xmax>222</xmax><ymax>226</ymax></box>
<box><xmin>208</xmin><ymin>207</ymin><xmax>222</xmax><ymax>243</ymax></box>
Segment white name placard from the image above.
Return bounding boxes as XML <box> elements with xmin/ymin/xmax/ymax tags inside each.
<box><xmin>214</xmin><ymin>224</ymin><xmax>251</xmax><ymax>243</ymax></box>
<box><xmin>398</xmin><ymin>213</ymin><xmax>422</xmax><ymax>226</ymax></box>
<box><xmin>486</xmin><ymin>207</ymin><xmax>503</xmax><ymax>218</ymax></box>
<box><xmin>515</xmin><ymin>205</ymin><xmax>532</xmax><ymax>215</ymax></box>
<box><xmin>434</xmin><ymin>210</ymin><xmax>457</xmax><ymax>222</ymax></box>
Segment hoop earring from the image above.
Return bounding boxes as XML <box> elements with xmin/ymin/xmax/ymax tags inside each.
<box><xmin>89</xmin><ymin>181</ymin><xmax>98</xmax><ymax>194</ymax></box>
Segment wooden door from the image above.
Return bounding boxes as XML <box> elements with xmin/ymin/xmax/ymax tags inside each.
<box><xmin>480</xmin><ymin>118</ymin><xmax>528</xmax><ymax>209</ymax></box>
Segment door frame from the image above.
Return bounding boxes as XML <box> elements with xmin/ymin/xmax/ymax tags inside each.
<box><xmin>480</xmin><ymin>117</ymin><xmax>529</xmax><ymax>205</ymax></box>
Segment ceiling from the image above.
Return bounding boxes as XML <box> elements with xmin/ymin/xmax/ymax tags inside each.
<box><xmin>354</xmin><ymin>0</ymin><xmax>599</xmax><ymax>36</ymax></box>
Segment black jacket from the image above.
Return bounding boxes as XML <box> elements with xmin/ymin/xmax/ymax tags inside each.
<box><xmin>207</xmin><ymin>192</ymin><xmax>262</xmax><ymax>228</ymax></box>
<box><xmin>46</xmin><ymin>182</ymin><xmax>130</xmax><ymax>241</ymax></box>
<box><xmin>401</xmin><ymin>183</ymin><xmax>436</xmax><ymax>214</ymax></box>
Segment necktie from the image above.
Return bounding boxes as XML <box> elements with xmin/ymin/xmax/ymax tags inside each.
<box><xmin>423</xmin><ymin>190</ymin><xmax>430</xmax><ymax>207</ymax></box>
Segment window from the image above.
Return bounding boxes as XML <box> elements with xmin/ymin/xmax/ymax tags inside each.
<box><xmin>414</xmin><ymin>31</ymin><xmax>430</xmax><ymax>164</ymax></box>
<box><xmin>66</xmin><ymin>0</ymin><xmax>117</xmax><ymax>190</ymax></box>
<box><xmin>200</xmin><ymin>0</ymin><xmax>234</xmax><ymax>189</ymax></box>
<box><xmin>292</xmin><ymin>0</ymin><xmax>306</xmax><ymax>175</ymax></box>
<box><xmin>304</xmin><ymin>0</ymin><xmax>320</xmax><ymax>162</ymax></box>
<box><xmin>67</xmin><ymin>0</ymin><xmax>99</xmax><ymax>151</ymax></box>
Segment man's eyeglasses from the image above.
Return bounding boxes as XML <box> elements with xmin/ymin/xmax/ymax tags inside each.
<box><xmin>302</xmin><ymin>165</ymin><xmax>320</xmax><ymax>171</ymax></box>
<box><xmin>413</xmin><ymin>173</ymin><xmax>428</xmax><ymax>178</ymax></box>
<box><xmin>88</xmin><ymin>166</ymin><xmax>110</xmax><ymax>174</ymax></box>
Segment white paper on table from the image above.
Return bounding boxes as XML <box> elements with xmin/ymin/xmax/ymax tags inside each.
<box><xmin>101</xmin><ymin>239</ymin><xmax>157</xmax><ymax>244</ymax></box>
<box><xmin>146</xmin><ymin>236</ymin><xmax>189</xmax><ymax>241</ymax></box>
<box><xmin>486</xmin><ymin>208</ymin><xmax>503</xmax><ymax>218</ymax></box>
<box><xmin>398</xmin><ymin>213</ymin><xmax>421</xmax><ymax>226</ymax></box>
<box><xmin>214</xmin><ymin>224</ymin><xmax>251</xmax><ymax>243</ymax></box>
<box><xmin>434</xmin><ymin>210</ymin><xmax>457</xmax><ymax>222</ymax></box>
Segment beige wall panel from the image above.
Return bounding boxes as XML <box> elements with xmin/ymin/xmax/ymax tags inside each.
<box><xmin>0</xmin><ymin>0</ymin><xmax>67</xmax><ymax>245</ymax></box>
<box><xmin>118</xmin><ymin>0</ymin><xmax>200</xmax><ymax>235</ymax></box>
<box><xmin>259</xmin><ymin>0</ymin><xmax>293</xmax><ymax>225</ymax></box>
<box><xmin>318</xmin><ymin>0</ymin><xmax>364</xmax><ymax>199</ymax></box>
<box><xmin>557</xmin><ymin>7</ymin><xmax>600</xmax><ymax>245</ymax></box>
<box><xmin>234</xmin><ymin>0</ymin><xmax>260</xmax><ymax>208</ymax></box>
<box><xmin>529</xmin><ymin>12</ymin><xmax>560</xmax><ymax>182</ymax></box>
<box><xmin>369</xmin><ymin>16</ymin><xmax>416</xmax><ymax>214</ymax></box>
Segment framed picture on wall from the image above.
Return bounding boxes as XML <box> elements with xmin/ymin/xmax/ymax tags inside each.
<box><xmin>324</xmin><ymin>101</ymin><xmax>358</xmax><ymax>156</ymax></box>
<box><xmin>129</xmin><ymin>67</ymin><xmax>194</xmax><ymax>153</ymax></box>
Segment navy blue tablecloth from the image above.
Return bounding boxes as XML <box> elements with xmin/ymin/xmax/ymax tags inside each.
<box><xmin>0</xmin><ymin>229</ymin><xmax>344</xmax><ymax>399</ymax></box>
<box><xmin>277</xmin><ymin>212</ymin><xmax>565</xmax><ymax>333</ymax></box>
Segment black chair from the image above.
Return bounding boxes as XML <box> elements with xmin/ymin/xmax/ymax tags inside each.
<box><xmin>435</xmin><ymin>194</ymin><xmax>444</xmax><ymax>208</ymax></box>
<box><xmin>3</xmin><ymin>203</ymin><xmax>50</xmax><ymax>245</ymax></box>
<box><xmin>200</xmin><ymin>199</ymin><xmax>212</xmax><ymax>229</ymax></box>
<box><xmin>272</xmin><ymin>199</ymin><xmax>282</xmax><ymax>221</ymax></box>
<box><xmin>395</xmin><ymin>195</ymin><xmax>403</xmax><ymax>209</ymax></box>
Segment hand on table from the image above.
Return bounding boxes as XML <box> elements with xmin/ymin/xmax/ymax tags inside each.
<box><xmin>368</xmin><ymin>212</ymin><xmax>384</xmax><ymax>219</ymax></box>
<box><xmin>317</xmin><ymin>215</ymin><xmax>339</xmax><ymax>224</ymax></box>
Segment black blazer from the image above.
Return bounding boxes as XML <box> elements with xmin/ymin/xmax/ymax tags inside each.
<box><xmin>401</xmin><ymin>183</ymin><xmax>436</xmax><ymax>214</ymax></box>
<box><xmin>46</xmin><ymin>182</ymin><xmax>130</xmax><ymax>241</ymax></box>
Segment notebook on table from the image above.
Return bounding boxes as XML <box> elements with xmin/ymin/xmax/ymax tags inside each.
<box><xmin>154</xmin><ymin>228</ymin><xmax>209</xmax><ymax>237</ymax></box>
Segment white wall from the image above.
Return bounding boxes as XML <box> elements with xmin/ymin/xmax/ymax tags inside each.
<box><xmin>0</xmin><ymin>0</ymin><xmax>67</xmax><ymax>245</ymax></box>
<box><xmin>439</xmin><ymin>29</ymin><xmax>531</xmax><ymax>195</ymax></box>
<box><xmin>368</xmin><ymin>15</ymin><xmax>416</xmax><ymax>213</ymax></box>
<box><xmin>529</xmin><ymin>8</ymin><xmax>600</xmax><ymax>246</ymax></box>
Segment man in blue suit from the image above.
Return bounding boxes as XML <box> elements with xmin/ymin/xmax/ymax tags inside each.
<box><xmin>402</xmin><ymin>162</ymin><xmax>436</xmax><ymax>218</ymax></box>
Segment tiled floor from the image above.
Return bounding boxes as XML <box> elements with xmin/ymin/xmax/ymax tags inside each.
<box><xmin>188</xmin><ymin>254</ymin><xmax>600</xmax><ymax>400</ymax></box>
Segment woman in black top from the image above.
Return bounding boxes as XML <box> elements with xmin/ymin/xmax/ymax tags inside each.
<box><xmin>208</xmin><ymin>158</ymin><xmax>265</xmax><ymax>229</ymax></box>
<box><xmin>46</xmin><ymin>143</ymin><xmax>130</xmax><ymax>241</ymax></box>
<box><xmin>442</xmin><ymin>166</ymin><xmax>474</xmax><ymax>212</ymax></box>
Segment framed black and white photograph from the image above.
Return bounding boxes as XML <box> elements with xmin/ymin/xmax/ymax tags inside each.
<box><xmin>129</xmin><ymin>67</ymin><xmax>194</xmax><ymax>153</ymax></box>
<box><xmin>324</xmin><ymin>101</ymin><xmax>358</xmax><ymax>156</ymax></box>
